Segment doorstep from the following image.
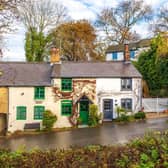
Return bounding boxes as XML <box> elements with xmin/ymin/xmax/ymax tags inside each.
<box><xmin>78</xmin><ymin>125</ymin><xmax>88</xmax><ymax>128</ymax></box>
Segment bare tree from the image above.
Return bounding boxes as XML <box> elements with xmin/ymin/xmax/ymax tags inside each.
<box><xmin>96</xmin><ymin>0</ymin><xmax>152</xmax><ymax>45</ymax></box>
<box><xmin>0</xmin><ymin>0</ymin><xmax>22</xmax><ymax>34</ymax></box>
<box><xmin>0</xmin><ymin>0</ymin><xmax>25</xmax><ymax>56</ymax></box>
<box><xmin>16</xmin><ymin>0</ymin><xmax>68</xmax><ymax>62</ymax></box>
<box><xmin>154</xmin><ymin>5</ymin><xmax>168</xmax><ymax>33</ymax></box>
<box><xmin>17</xmin><ymin>0</ymin><xmax>68</xmax><ymax>33</ymax></box>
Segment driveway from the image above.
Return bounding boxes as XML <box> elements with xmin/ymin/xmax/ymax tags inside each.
<box><xmin>0</xmin><ymin>118</ymin><xmax>168</xmax><ymax>151</ymax></box>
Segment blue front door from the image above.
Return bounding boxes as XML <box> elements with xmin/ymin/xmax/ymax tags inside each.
<box><xmin>103</xmin><ymin>99</ymin><xmax>113</xmax><ymax>120</ymax></box>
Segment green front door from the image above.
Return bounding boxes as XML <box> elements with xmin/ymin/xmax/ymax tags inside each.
<box><xmin>80</xmin><ymin>101</ymin><xmax>89</xmax><ymax>125</ymax></box>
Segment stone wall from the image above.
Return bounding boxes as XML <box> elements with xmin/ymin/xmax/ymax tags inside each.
<box><xmin>53</xmin><ymin>78</ymin><xmax>96</xmax><ymax>125</ymax></box>
<box><xmin>53</xmin><ymin>78</ymin><xmax>96</xmax><ymax>103</ymax></box>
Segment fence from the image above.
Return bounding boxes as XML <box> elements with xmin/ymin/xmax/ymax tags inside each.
<box><xmin>142</xmin><ymin>98</ymin><xmax>168</xmax><ymax>112</ymax></box>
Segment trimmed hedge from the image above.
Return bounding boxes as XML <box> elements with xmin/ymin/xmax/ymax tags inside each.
<box><xmin>134</xmin><ymin>112</ymin><xmax>146</xmax><ymax>119</ymax></box>
<box><xmin>0</xmin><ymin>131</ymin><xmax>168</xmax><ymax>168</ymax></box>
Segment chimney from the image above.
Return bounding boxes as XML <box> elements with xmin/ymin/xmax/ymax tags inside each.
<box><xmin>124</xmin><ymin>40</ymin><xmax>130</xmax><ymax>62</ymax></box>
<box><xmin>50</xmin><ymin>47</ymin><xmax>60</xmax><ymax>64</ymax></box>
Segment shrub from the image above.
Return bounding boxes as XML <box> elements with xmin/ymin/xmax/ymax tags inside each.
<box><xmin>88</xmin><ymin>104</ymin><xmax>101</xmax><ymax>127</ymax></box>
<box><xmin>0</xmin><ymin>131</ymin><xmax>168</xmax><ymax>168</ymax></box>
<box><xmin>42</xmin><ymin>110</ymin><xmax>57</xmax><ymax>131</ymax></box>
<box><xmin>76</xmin><ymin>117</ymin><xmax>82</xmax><ymax>125</ymax></box>
<box><xmin>116</xmin><ymin>106</ymin><xmax>126</xmax><ymax>118</ymax></box>
<box><xmin>117</xmin><ymin>114</ymin><xmax>129</xmax><ymax>122</ymax></box>
<box><xmin>134</xmin><ymin>111</ymin><xmax>146</xmax><ymax>119</ymax></box>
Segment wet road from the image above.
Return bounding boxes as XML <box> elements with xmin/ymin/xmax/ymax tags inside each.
<box><xmin>0</xmin><ymin>118</ymin><xmax>167</xmax><ymax>151</ymax></box>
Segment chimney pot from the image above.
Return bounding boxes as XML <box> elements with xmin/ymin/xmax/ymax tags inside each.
<box><xmin>50</xmin><ymin>47</ymin><xmax>60</xmax><ymax>64</ymax></box>
<box><xmin>124</xmin><ymin>41</ymin><xmax>130</xmax><ymax>62</ymax></box>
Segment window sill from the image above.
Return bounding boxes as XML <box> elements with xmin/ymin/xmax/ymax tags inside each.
<box><xmin>34</xmin><ymin>98</ymin><xmax>45</xmax><ymax>100</ymax></box>
<box><xmin>121</xmin><ymin>89</ymin><xmax>132</xmax><ymax>91</ymax></box>
<box><xmin>61</xmin><ymin>114</ymin><xmax>71</xmax><ymax>117</ymax></box>
<box><xmin>61</xmin><ymin>90</ymin><xmax>72</xmax><ymax>92</ymax></box>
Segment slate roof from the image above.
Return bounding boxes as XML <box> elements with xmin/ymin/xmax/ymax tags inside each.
<box><xmin>0</xmin><ymin>62</ymin><xmax>51</xmax><ymax>86</ymax></box>
<box><xmin>51</xmin><ymin>61</ymin><xmax>142</xmax><ymax>78</ymax></box>
<box><xmin>0</xmin><ymin>61</ymin><xmax>142</xmax><ymax>86</ymax></box>
<box><xmin>106</xmin><ymin>39</ymin><xmax>151</xmax><ymax>53</ymax></box>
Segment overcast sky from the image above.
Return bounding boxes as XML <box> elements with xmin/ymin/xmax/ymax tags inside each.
<box><xmin>2</xmin><ymin>0</ymin><xmax>167</xmax><ymax>61</ymax></box>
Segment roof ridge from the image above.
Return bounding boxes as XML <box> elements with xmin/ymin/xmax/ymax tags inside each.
<box><xmin>62</xmin><ymin>61</ymin><xmax>125</xmax><ymax>63</ymax></box>
<box><xmin>0</xmin><ymin>61</ymin><xmax>50</xmax><ymax>64</ymax></box>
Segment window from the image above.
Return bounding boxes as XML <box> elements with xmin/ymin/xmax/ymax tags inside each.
<box><xmin>34</xmin><ymin>106</ymin><xmax>45</xmax><ymax>120</ymax></box>
<box><xmin>112</xmin><ymin>52</ymin><xmax>118</xmax><ymax>60</ymax></box>
<box><xmin>17</xmin><ymin>106</ymin><xmax>26</xmax><ymax>120</ymax></box>
<box><xmin>121</xmin><ymin>78</ymin><xmax>132</xmax><ymax>90</ymax></box>
<box><xmin>121</xmin><ymin>99</ymin><xmax>132</xmax><ymax>111</ymax></box>
<box><xmin>61</xmin><ymin>78</ymin><xmax>72</xmax><ymax>91</ymax></box>
<box><xmin>35</xmin><ymin>87</ymin><xmax>45</xmax><ymax>99</ymax></box>
<box><xmin>61</xmin><ymin>100</ymin><xmax>72</xmax><ymax>116</ymax></box>
<box><xmin>130</xmin><ymin>50</ymin><xmax>135</xmax><ymax>59</ymax></box>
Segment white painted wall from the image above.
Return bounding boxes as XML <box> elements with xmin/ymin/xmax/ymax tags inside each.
<box><xmin>8</xmin><ymin>77</ymin><xmax>142</xmax><ymax>132</ymax></box>
<box><xmin>117</xmin><ymin>52</ymin><xmax>124</xmax><ymax>60</ymax></box>
<box><xmin>106</xmin><ymin>47</ymin><xmax>150</xmax><ymax>61</ymax></box>
<box><xmin>8</xmin><ymin>86</ymin><xmax>71</xmax><ymax>132</ymax></box>
<box><xmin>96</xmin><ymin>78</ymin><xmax>142</xmax><ymax>119</ymax></box>
<box><xmin>106</xmin><ymin>52</ymin><xmax>123</xmax><ymax>61</ymax></box>
<box><xmin>106</xmin><ymin>53</ymin><xmax>112</xmax><ymax>61</ymax></box>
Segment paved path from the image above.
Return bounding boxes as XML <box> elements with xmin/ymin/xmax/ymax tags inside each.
<box><xmin>0</xmin><ymin>118</ymin><xmax>167</xmax><ymax>151</ymax></box>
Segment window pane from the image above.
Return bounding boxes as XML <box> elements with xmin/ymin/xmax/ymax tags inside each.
<box><xmin>121</xmin><ymin>78</ymin><xmax>132</xmax><ymax>90</ymax></box>
<box><xmin>112</xmin><ymin>52</ymin><xmax>118</xmax><ymax>60</ymax></box>
<box><xmin>61</xmin><ymin>78</ymin><xmax>72</xmax><ymax>91</ymax></box>
<box><xmin>130</xmin><ymin>50</ymin><xmax>135</xmax><ymax>58</ymax></box>
<box><xmin>121</xmin><ymin>99</ymin><xmax>132</xmax><ymax>110</ymax></box>
<box><xmin>61</xmin><ymin>100</ymin><xmax>72</xmax><ymax>116</ymax></box>
<box><xmin>35</xmin><ymin>87</ymin><xmax>45</xmax><ymax>99</ymax></box>
<box><xmin>17</xmin><ymin>106</ymin><xmax>26</xmax><ymax>120</ymax></box>
<box><xmin>34</xmin><ymin>106</ymin><xmax>45</xmax><ymax>119</ymax></box>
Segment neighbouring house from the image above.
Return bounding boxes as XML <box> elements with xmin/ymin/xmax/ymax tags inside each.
<box><xmin>106</xmin><ymin>39</ymin><xmax>151</xmax><ymax>61</ymax></box>
<box><xmin>0</xmin><ymin>45</ymin><xmax>142</xmax><ymax>133</ymax></box>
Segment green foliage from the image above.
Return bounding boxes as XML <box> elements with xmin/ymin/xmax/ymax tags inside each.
<box><xmin>115</xmin><ymin>106</ymin><xmax>130</xmax><ymax>122</ymax></box>
<box><xmin>42</xmin><ymin>110</ymin><xmax>57</xmax><ymax>131</ymax></box>
<box><xmin>25</xmin><ymin>28</ymin><xmax>52</xmax><ymax>62</ymax></box>
<box><xmin>134</xmin><ymin>33</ymin><xmax>168</xmax><ymax>97</ymax></box>
<box><xmin>0</xmin><ymin>131</ymin><xmax>168</xmax><ymax>167</ymax></box>
<box><xmin>88</xmin><ymin>104</ymin><xmax>101</xmax><ymax>127</ymax></box>
<box><xmin>134</xmin><ymin>112</ymin><xmax>146</xmax><ymax>119</ymax></box>
<box><xmin>116</xmin><ymin>114</ymin><xmax>129</xmax><ymax>122</ymax></box>
<box><xmin>76</xmin><ymin>117</ymin><xmax>82</xmax><ymax>125</ymax></box>
<box><xmin>116</xmin><ymin>106</ymin><xmax>126</xmax><ymax>118</ymax></box>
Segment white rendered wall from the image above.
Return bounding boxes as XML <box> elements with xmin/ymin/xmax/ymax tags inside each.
<box><xmin>106</xmin><ymin>47</ymin><xmax>150</xmax><ymax>61</ymax></box>
<box><xmin>8</xmin><ymin>86</ymin><xmax>71</xmax><ymax>132</ymax></box>
<box><xmin>96</xmin><ymin>78</ymin><xmax>142</xmax><ymax>119</ymax></box>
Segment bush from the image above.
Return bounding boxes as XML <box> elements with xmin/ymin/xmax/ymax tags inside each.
<box><xmin>42</xmin><ymin>110</ymin><xmax>57</xmax><ymax>131</ymax></box>
<box><xmin>117</xmin><ymin>114</ymin><xmax>129</xmax><ymax>122</ymax></box>
<box><xmin>134</xmin><ymin>111</ymin><xmax>146</xmax><ymax>119</ymax></box>
<box><xmin>116</xmin><ymin>106</ymin><xmax>126</xmax><ymax>118</ymax></box>
<box><xmin>0</xmin><ymin>131</ymin><xmax>168</xmax><ymax>168</ymax></box>
<box><xmin>88</xmin><ymin>104</ymin><xmax>101</xmax><ymax>127</ymax></box>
